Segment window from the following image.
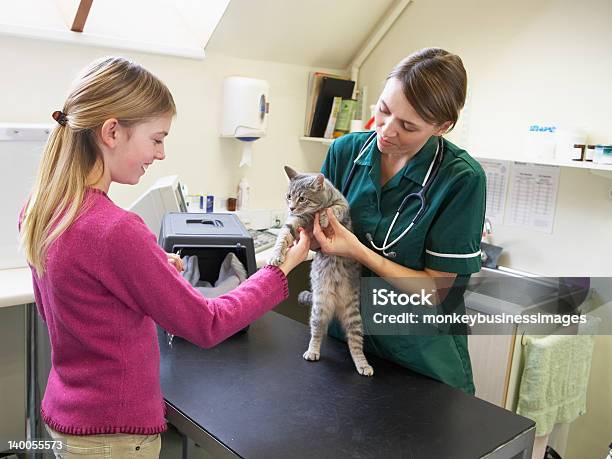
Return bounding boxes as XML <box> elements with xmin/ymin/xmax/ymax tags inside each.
<box><xmin>0</xmin><ymin>0</ymin><xmax>230</xmax><ymax>59</ymax></box>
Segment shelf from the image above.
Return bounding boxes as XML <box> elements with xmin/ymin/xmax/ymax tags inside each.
<box><xmin>300</xmin><ymin>136</ymin><xmax>334</xmax><ymax>146</ymax></box>
<box><xmin>472</xmin><ymin>153</ymin><xmax>612</xmax><ymax>172</ymax></box>
<box><xmin>296</xmin><ymin>140</ymin><xmax>612</xmax><ymax>174</ymax></box>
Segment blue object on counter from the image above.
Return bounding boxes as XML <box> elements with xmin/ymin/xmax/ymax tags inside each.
<box><xmin>206</xmin><ymin>195</ymin><xmax>214</xmax><ymax>213</ymax></box>
<box><xmin>199</xmin><ymin>195</ymin><xmax>204</xmax><ymax>210</ymax></box>
<box><xmin>594</xmin><ymin>144</ymin><xmax>612</xmax><ymax>164</ymax></box>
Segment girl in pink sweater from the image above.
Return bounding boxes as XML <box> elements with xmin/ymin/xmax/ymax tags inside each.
<box><xmin>19</xmin><ymin>56</ymin><xmax>309</xmax><ymax>458</ymax></box>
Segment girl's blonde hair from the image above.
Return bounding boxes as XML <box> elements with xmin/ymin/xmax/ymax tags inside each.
<box><xmin>20</xmin><ymin>56</ymin><xmax>176</xmax><ymax>274</ymax></box>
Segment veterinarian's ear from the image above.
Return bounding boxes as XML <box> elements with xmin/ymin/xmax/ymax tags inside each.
<box><xmin>316</xmin><ymin>173</ymin><xmax>325</xmax><ymax>189</ymax></box>
<box><xmin>284</xmin><ymin>165</ymin><xmax>299</xmax><ymax>180</ymax></box>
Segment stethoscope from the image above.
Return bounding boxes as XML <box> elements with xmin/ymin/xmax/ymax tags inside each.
<box><xmin>341</xmin><ymin>131</ymin><xmax>444</xmax><ymax>258</ymax></box>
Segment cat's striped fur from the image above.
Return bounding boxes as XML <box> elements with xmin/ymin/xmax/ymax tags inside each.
<box><xmin>268</xmin><ymin>166</ymin><xmax>373</xmax><ymax>376</ymax></box>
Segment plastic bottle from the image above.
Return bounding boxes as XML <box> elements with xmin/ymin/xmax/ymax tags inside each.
<box><xmin>237</xmin><ymin>178</ymin><xmax>250</xmax><ymax>210</ymax></box>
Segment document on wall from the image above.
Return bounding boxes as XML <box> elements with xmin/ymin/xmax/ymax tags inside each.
<box><xmin>479</xmin><ymin>159</ymin><xmax>510</xmax><ymax>227</ymax></box>
<box><xmin>504</xmin><ymin>162</ymin><xmax>560</xmax><ymax>233</ymax></box>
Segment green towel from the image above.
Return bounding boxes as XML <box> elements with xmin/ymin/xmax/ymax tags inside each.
<box><xmin>516</xmin><ymin>319</ymin><xmax>597</xmax><ymax>436</ymax></box>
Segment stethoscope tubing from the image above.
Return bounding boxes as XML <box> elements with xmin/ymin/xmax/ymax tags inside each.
<box><xmin>341</xmin><ymin>132</ymin><xmax>444</xmax><ymax>258</ymax></box>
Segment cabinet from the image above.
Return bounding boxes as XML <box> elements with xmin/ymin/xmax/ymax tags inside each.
<box><xmin>468</xmin><ymin>334</ymin><xmax>518</xmax><ymax>407</ymax></box>
<box><xmin>0</xmin><ymin>304</ymin><xmax>27</xmax><ymax>447</ymax></box>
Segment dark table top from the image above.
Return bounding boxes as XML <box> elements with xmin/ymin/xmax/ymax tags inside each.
<box><xmin>159</xmin><ymin>312</ymin><xmax>534</xmax><ymax>459</ymax></box>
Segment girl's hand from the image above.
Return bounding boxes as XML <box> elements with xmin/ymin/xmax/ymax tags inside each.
<box><xmin>313</xmin><ymin>208</ymin><xmax>362</xmax><ymax>260</ymax></box>
<box><xmin>278</xmin><ymin>229</ymin><xmax>311</xmax><ymax>276</ymax></box>
<box><xmin>167</xmin><ymin>252</ymin><xmax>184</xmax><ymax>272</ymax></box>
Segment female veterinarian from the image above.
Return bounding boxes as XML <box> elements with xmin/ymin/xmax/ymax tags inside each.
<box><xmin>314</xmin><ymin>47</ymin><xmax>486</xmax><ymax>394</ymax></box>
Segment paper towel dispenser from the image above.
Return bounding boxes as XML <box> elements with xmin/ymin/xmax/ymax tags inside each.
<box><xmin>221</xmin><ymin>76</ymin><xmax>269</xmax><ymax>139</ymax></box>
<box><xmin>220</xmin><ymin>76</ymin><xmax>270</xmax><ymax>167</ymax></box>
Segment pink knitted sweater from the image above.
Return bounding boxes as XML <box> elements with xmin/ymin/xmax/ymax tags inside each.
<box><xmin>25</xmin><ymin>188</ymin><xmax>288</xmax><ymax>435</ymax></box>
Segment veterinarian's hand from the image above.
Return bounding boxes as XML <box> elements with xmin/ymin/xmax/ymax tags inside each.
<box><xmin>278</xmin><ymin>229</ymin><xmax>311</xmax><ymax>276</ymax></box>
<box><xmin>313</xmin><ymin>208</ymin><xmax>361</xmax><ymax>259</ymax></box>
<box><xmin>304</xmin><ymin>230</ymin><xmax>321</xmax><ymax>251</ymax></box>
<box><xmin>167</xmin><ymin>252</ymin><xmax>184</xmax><ymax>272</ymax></box>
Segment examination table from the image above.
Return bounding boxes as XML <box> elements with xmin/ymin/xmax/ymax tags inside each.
<box><xmin>159</xmin><ymin>311</ymin><xmax>535</xmax><ymax>459</ymax></box>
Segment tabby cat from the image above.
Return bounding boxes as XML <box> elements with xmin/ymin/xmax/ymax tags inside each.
<box><xmin>268</xmin><ymin>166</ymin><xmax>373</xmax><ymax>376</ymax></box>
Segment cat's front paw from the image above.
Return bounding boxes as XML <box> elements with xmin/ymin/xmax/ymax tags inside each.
<box><xmin>318</xmin><ymin>210</ymin><xmax>329</xmax><ymax>228</ymax></box>
<box><xmin>357</xmin><ymin>364</ymin><xmax>374</xmax><ymax>377</ymax></box>
<box><xmin>303</xmin><ymin>349</ymin><xmax>320</xmax><ymax>361</ymax></box>
<box><xmin>267</xmin><ymin>252</ymin><xmax>286</xmax><ymax>267</ymax></box>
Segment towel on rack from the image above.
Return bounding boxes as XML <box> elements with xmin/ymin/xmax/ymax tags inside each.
<box><xmin>517</xmin><ymin>318</ymin><xmax>598</xmax><ymax>436</ymax></box>
<box><xmin>181</xmin><ymin>253</ymin><xmax>248</xmax><ymax>298</ymax></box>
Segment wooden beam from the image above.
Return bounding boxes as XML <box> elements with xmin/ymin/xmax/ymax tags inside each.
<box><xmin>71</xmin><ymin>0</ymin><xmax>93</xmax><ymax>33</ymax></box>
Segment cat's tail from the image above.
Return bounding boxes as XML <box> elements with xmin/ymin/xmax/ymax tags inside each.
<box><xmin>297</xmin><ymin>290</ymin><xmax>313</xmax><ymax>306</ymax></box>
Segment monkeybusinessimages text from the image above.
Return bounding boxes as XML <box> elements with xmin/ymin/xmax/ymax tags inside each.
<box><xmin>369</xmin><ymin>288</ymin><xmax>587</xmax><ymax>328</ymax></box>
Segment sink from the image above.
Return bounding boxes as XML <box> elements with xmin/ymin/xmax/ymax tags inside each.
<box><xmin>464</xmin><ymin>267</ymin><xmax>590</xmax><ymax>335</ymax></box>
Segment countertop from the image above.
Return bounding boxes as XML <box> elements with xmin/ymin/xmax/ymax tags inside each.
<box><xmin>159</xmin><ymin>311</ymin><xmax>535</xmax><ymax>459</ymax></box>
<box><xmin>0</xmin><ymin>267</ymin><xmax>33</xmax><ymax>308</ymax></box>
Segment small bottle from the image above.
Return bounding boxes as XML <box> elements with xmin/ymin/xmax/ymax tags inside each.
<box><xmin>237</xmin><ymin>178</ymin><xmax>250</xmax><ymax>210</ymax></box>
<box><xmin>572</xmin><ymin>144</ymin><xmax>585</xmax><ymax>161</ymax></box>
<box><xmin>206</xmin><ymin>195</ymin><xmax>214</xmax><ymax>213</ymax></box>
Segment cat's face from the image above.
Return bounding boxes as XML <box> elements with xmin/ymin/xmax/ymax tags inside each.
<box><xmin>284</xmin><ymin>166</ymin><xmax>325</xmax><ymax>216</ymax></box>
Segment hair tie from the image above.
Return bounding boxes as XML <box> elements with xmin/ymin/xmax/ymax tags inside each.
<box><xmin>52</xmin><ymin>110</ymin><xmax>68</xmax><ymax>127</ymax></box>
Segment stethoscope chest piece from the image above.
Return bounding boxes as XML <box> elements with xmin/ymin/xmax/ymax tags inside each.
<box><xmin>365</xmin><ymin>232</ymin><xmax>397</xmax><ymax>258</ymax></box>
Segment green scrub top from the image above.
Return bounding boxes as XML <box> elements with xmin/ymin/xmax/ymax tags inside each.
<box><xmin>321</xmin><ymin>131</ymin><xmax>486</xmax><ymax>394</ymax></box>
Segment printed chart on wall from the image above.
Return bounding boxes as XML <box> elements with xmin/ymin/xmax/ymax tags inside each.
<box><xmin>505</xmin><ymin>162</ymin><xmax>560</xmax><ymax>233</ymax></box>
<box><xmin>479</xmin><ymin>159</ymin><xmax>510</xmax><ymax>227</ymax></box>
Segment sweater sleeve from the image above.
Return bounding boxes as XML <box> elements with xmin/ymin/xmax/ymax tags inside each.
<box><xmin>99</xmin><ymin>213</ymin><xmax>289</xmax><ymax>348</ymax></box>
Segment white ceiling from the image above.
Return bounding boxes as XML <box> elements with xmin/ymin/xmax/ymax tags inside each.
<box><xmin>0</xmin><ymin>0</ymin><xmax>397</xmax><ymax>64</ymax></box>
<box><xmin>206</xmin><ymin>0</ymin><xmax>396</xmax><ymax>69</ymax></box>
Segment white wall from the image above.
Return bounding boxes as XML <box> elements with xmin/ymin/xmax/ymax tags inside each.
<box><xmin>0</xmin><ymin>35</ymin><xmax>331</xmax><ymax>217</ymax></box>
<box><xmin>358</xmin><ymin>0</ymin><xmax>612</xmax><ymax>276</ymax></box>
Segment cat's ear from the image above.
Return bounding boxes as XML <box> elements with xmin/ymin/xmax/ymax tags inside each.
<box><xmin>284</xmin><ymin>165</ymin><xmax>299</xmax><ymax>180</ymax></box>
<box><xmin>316</xmin><ymin>173</ymin><xmax>325</xmax><ymax>189</ymax></box>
